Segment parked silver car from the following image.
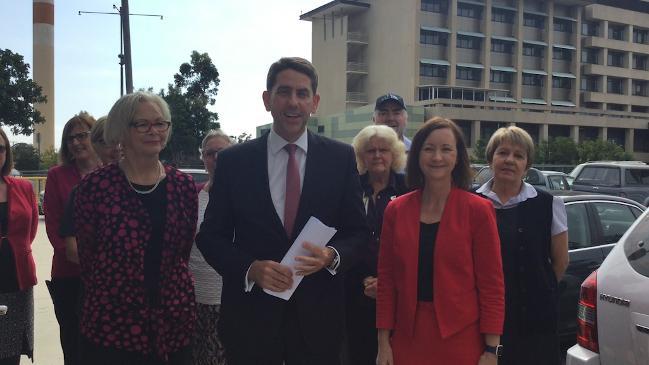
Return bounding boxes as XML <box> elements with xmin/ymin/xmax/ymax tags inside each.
<box><xmin>570</xmin><ymin>161</ymin><xmax>649</xmax><ymax>206</ymax></box>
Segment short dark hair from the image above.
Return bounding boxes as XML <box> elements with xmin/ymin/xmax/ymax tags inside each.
<box><xmin>406</xmin><ymin>117</ymin><xmax>472</xmax><ymax>190</ymax></box>
<box><xmin>59</xmin><ymin>111</ymin><xmax>96</xmax><ymax>166</ymax></box>
<box><xmin>266</xmin><ymin>57</ymin><xmax>318</xmax><ymax>93</ymax></box>
<box><xmin>0</xmin><ymin>128</ymin><xmax>14</xmax><ymax>176</ymax></box>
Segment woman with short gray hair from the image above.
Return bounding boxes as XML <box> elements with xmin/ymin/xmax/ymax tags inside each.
<box><xmin>74</xmin><ymin>91</ymin><xmax>198</xmax><ymax>364</ymax></box>
<box><xmin>190</xmin><ymin>129</ymin><xmax>232</xmax><ymax>365</ymax></box>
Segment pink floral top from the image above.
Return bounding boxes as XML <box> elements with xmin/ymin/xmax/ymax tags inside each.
<box><xmin>74</xmin><ymin>163</ymin><xmax>198</xmax><ymax>359</ymax></box>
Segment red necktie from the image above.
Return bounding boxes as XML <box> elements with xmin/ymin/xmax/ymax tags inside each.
<box><xmin>284</xmin><ymin>144</ymin><xmax>300</xmax><ymax>236</ymax></box>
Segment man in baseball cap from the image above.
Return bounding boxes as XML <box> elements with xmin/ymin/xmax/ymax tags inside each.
<box><xmin>372</xmin><ymin>93</ymin><xmax>411</xmax><ymax>151</ymax></box>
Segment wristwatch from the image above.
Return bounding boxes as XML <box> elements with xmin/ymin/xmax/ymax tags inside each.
<box><xmin>484</xmin><ymin>345</ymin><xmax>503</xmax><ymax>357</ymax></box>
<box><xmin>326</xmin><ymin>247</ymin><xmax>340</xmax><ymax>271</ymax></box>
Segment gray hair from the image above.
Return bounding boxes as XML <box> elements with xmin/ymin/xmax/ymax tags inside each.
<box><xmin>352</xmin><ymin>125</ymin><xmax>406</xmax><ymax>174</ymax></box>
<box><xmin>104</xmin><ymin>91</ymin><xmax>172</xmax><ymax>146</ymax></box>
<box><xmin>199</xmin><ymin>129</ymin><xmax>233</xmax><ymax>156</ymax></box>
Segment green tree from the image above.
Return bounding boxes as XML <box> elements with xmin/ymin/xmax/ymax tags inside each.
<box><xmin>535</xmin><ymin>140</ymin><xmax>549</xmax><ymax>164</ymax></box>
<box><xmin>577</xmin><ymin>139</ymin><xmax>632</xmax><ymax>162</ymax></box>
<box><xmin>160</xmin><ymin>51</ymin><xmax>220</xmax><ymax>164</ymax></box>
<box><xmin>550</xmin><ymin>137</ymin><xmax>579</xmax><ymax>164</ymax></box>
<box><xmin>39</xmin><ymin>147</ymin><xmax>58</xmax><ymax>170</ymax></box>
<box><xmin>471</xmin><ymin>139</ymin><xmax>487</xmax><ymax>163</ymax></box>
<box><xmin>11</xmin><ymin>143</ymin><xmax>40</xmax><ymax>170</ymax></box>
<box><xmin>234</xmin><ymin>132</ymin><xmax>252</xmax><ymax>144</ymax></box>
<box><xmin>0</xmin><ymin>49</ymin><xmax>47</xmax><ymax>135</ymax></box>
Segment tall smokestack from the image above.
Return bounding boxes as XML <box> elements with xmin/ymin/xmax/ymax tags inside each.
<box><xmin>33</xmin><ymin>0</ymin><xmax>55</xmax><ymax>153</ymax></box>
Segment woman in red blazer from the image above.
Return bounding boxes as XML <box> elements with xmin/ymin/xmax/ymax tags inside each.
<box><xmin>376</xmin><ymin>117</ymin><xmax>505</xmax><ymax>365</ymax></box>
<box><xmin>0</xmin><ymin>128</ymin><xmax>39</xmax><ymax>365</ymax></box>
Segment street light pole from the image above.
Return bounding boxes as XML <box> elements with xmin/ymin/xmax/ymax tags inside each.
<box><xmin>121</xmin><ymin>0</ymin><xmax>133</xmax><ymax>94</ymax></box>
<box><xmin>78</xmin><ymin>4</ymin><xmax>162</xmax><ymax>96</ymax></box>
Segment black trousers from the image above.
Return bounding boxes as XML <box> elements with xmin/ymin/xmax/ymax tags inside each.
<box><xmin>224</xmin><ymin>302</ymin><xmax>341</xmax><ymax>365</ymax></box>
<box><xmin>79</xmin><ymin>336</ymin><xmax>191</xmax><ymax>365</ymax></box>
<box><xmin>498</xmin><ymin>331</ymin><xmax>560</xmax><ymax>365</ymax></box>
<box><xmin>344</xmin><ymin>298</ymin><xmax>377</xmax><ymax>365</ymax></box>
<box><xmin>46</xmin><ymin>277</ymin><xmax>81</xmax><ymax>365</ymax></box>
<box><xmin>0</xmin><ymin>356</ymin><xmax>20</xmax><ymax>365</ymax></box>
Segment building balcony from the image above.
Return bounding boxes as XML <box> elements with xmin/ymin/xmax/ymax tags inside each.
<box><xmin>581</xmin><ymin>91</ymin><xmax>649</xmax><ymax>106</ymax></box>
<box><xmin>346</xmin><ymin>62</ymin><xmax>368</xmax><ymax>74</ymax></box>
<box><xmin>582</xmin><ymin>63</ymin><xmax>649</xmax><ymax>81</ymax></box>
<box><xmin>582</xmin><ymin>36</ymin><xmax>649</xmax><ymax>55</ymax></box>
<box><xmin>347</xmin><ymin>32</ymin><xmax>368</xmax><ymax>44</ymax></box>
<box><xmin>346</xmin><ymin>92</ymin><xmax>368</xmax><ymax>103</ymax></box>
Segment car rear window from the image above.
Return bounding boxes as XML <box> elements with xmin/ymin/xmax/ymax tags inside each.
<box><xmin>566</xmin><ymin>202</ymin><xmax>592</xmax><ymax>249</ymax></box>
<box><xmin>593</xmin><ymin>202</ymin><xmax>639</xmax><ymax>245</ymax></box>
<box><xmin>625</xmin><ymin>168</ymin><xmax>649</xmax><ymax>186</ymax></box>
<box><xmin>623</xmin><ymin>213</ymin><xmax>649</xmax><ymax>278</ymax></box>
<box><xmin>575</xmin><ymin>166</ymin><xmax>621</xmax><ymax>187</ymax></box>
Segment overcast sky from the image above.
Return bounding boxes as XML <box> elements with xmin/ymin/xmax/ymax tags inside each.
<box><xmin>1</xmin><ymin>0</ymin><xmax>324</xmax><ymax>147</ymax></box>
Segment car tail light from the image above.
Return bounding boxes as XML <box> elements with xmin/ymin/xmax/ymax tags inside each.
<box><xmin>576</xmin><ymin>270</ymin><xmax>599</xmax><ymax>353</ymax></box>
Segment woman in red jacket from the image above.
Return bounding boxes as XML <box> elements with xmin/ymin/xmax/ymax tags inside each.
<box><xmin>43</xmin><ymin>112</ymin><xmax>100</xmax><ymax>365</ymax></box>
<box><xmin>376</xmin><ymin>117</ymin><xmax>505</xmax><ymax>365</ymax></box>
<box><xmin>0</xmin><ymin>128</ymin><xmax>39</xmax><ymax>365</ymax></box>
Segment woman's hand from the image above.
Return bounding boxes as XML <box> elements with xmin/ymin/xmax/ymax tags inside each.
<box><xmin>477</xmin><ymin>352</ymin><xmax>498</xmax><ymax>365</ymax></box>
<box><xmin>377</xmin><ymin>329</ymin><xmax>394</xmax><ymax>365</ymax></box>
<box><xmin>64</xmin><ymin>236</ymin><xmax>79</xmax><ymax>264</ymax></box>
<box><xmin>363</xmin><ymin>276</ymin><xmax>377</xmax><ymax>299</ymax></box>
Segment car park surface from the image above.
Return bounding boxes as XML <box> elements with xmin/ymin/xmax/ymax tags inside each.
<box><xmin>566</xmin><ymin>206</ymin><xmax>649</xmax><ymax>365</ymax></box>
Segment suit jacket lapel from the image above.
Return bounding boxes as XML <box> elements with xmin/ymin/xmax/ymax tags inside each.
<box><xmin>254</xmin><ymin>133</ymin><xmax>289</xmax><ymax>241</ymax></box>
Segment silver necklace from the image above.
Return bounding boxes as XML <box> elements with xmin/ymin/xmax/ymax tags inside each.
<box><xmin>125</xmin><ymin>161</ymin><xmax>164</xmax><ymax>194</ymax></box>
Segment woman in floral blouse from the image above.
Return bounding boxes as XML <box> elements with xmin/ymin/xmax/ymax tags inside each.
<box><xmin>74</xmin><ymin>92</ymin><xmax>198</xmax><ymax>365</ymax></box>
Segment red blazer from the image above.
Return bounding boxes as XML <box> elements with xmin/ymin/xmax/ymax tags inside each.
<box><xmin>43</xmin><ymin>164</ymin><xmax>81</xmax><ymax>278</ymax></box>
<box><xmin>376</xmin><ymin>188</ymin><xmax>504</xmax><ymax>339</ymax></box>
<box><xmin>4</xmin><ymin>176</ymin><xmax>39</xmax><ymax>290</ymax></box>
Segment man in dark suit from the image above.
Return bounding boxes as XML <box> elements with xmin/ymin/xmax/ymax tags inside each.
<box><xmin>196</xmin><ymin>57</ymin><xmax>368</xmax><ymax>365</ymax></box>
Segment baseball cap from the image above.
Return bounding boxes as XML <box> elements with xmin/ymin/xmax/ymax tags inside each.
<box><xmin>375</xmin><ymin>93</ymin><xmax>406</xmax><ymax>110</ymax></box>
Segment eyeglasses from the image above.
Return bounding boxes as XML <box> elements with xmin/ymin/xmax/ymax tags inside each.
<box><xmin>202</xmin><ymin>149</ymin><xmax>223</xmax><ymax>159</ymax></box>
<box><xmin>129</xmin><ymin>120</ymin><xmax>171</xmax><ymax>134</ymax></box>
<box><xmin>0</xmin><ymin>145</ymin><xmax>6</xmax><ymax>154</ymax></box>
<box><xmin>66</xmin><ymin>131</ymin><xmax>91</xmax><ymax>143</ymax></box>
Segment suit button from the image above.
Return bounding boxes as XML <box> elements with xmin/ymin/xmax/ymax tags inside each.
<box><xmin>518</xmin><ymin>228</ymin><xmax>524</xmax><ymax>233</ymax></box>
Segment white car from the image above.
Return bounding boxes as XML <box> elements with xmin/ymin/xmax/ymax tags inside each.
<box><xmin>566</xmin><ymin>207</ymin><xmax>649</xmax><ymax>365</ymax></box>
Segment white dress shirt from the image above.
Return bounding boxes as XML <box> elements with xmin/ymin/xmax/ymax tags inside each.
<box><xmin>476</xmin><ymin>179</ymin><xmax>568</xmax><ymax>236</ymax></box>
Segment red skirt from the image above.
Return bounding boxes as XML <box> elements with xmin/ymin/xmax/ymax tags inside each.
<box><xmin>391</xmin><ymin>301</ymin><xmax>483</xmax><ymax>365</ymax></box>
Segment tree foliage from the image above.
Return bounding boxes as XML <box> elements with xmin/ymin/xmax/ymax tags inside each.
<box><xmin>471</xmin><ymin>139</ymin><xmax>487</xmax><ymax>163</ymax></box>
<box><xmin>234</xmin><ymin>132</ymin><xmax>252</xmax><ymax>144</ymax></box>
<box><xmin>160</xmin><ymin>51</ymin><xmax>220</xmax><ymax>164</ymax></box>
<box><xmin>11</xmin><ymin>143</ymin><xmax>40</xmax><ymax>171</ymax></box>
<box><xmin>39</xmin><ymin>147</ymin><xmax>58</xmax><ymax>170</ymax></box>
<box><xmin>0</xmin><ymin>49</ymin><xmax>47</xmax><ymax>135</ymax></box>
<box><xmin>535</xmin><ymin>137</ymin><xmax>579</xmax><ymax>165</ymax></box>
<box><xmin>578</xmin><ymin>139</ymin><xmax>633</xmax><ymax>162</ymax></box>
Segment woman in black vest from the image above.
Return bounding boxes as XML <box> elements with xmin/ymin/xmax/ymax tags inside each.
<box><xmin>476</xmin><ymin>126</ymin><xmax>569</xmax><ymax>365</ymax></box>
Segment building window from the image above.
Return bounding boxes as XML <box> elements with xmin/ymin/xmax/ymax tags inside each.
<box><xmin>491</xmin><ymin>40</ymin><xmax>513</xmax><ymax>53</ymax></box>
<box><xmin>552</xmin><ymin>77</ymin><xmax>571</xmax><ymax>89</ymax></box>
<box><xmin>633</xmin><ymin>54</ymin><xmax>648</xmax><ymax>70</ymax></box>
<box><xmin>457</xmin><ymin>4</ymin><xmax>482</xmax><ymax>19</ymax></box>
<box><xmin>522</xmin><ymin>44</ymin><xmax>543</xmax><ymax>57</ymax></box>
<box><xmin>607</xmin><ymin>51</ymin><xmax>625</xmax><ymax>67</ymax></box>
<box><xmin>635</xmin><ymin>130</ymin><xmax>649</xmax><ymax>152</ymax></box>
<box><xmin>492</xmin><ymin>8</ymin><xmax>514</xmax><ymax>23</ymax></box>
<box><xmin>553</xmin><ymin>19</ymin><xmax>572</xmax><ymax>33</ymax></box>
<box><xmin>581</xmin><ymin>76</ymin><xmax>599</xmax><ymax>92</ymax></box>
<box><xmin>420</xmin><ymin>63</ymin><xmax>448</xmax><ymax>78</ymax></box>
<box><xmin>490</xmin><ymin>71</ymin><xmax>512</xmax><ymax>83</ymax></box>
<box><xmin>632</xmin><ymin>80</ymin><xmax>648</xmax><ymax>96</ymax></box>
<box><xmin>607</xmin><ymin>78</ymin><xmax>624</xmax><ymax>94</ymax></box>
<box><xmin>581</xmin><ymin>21</ymin><xmax>599</xmax><ymax>36</ymax></box>
<box><xmin>420</xmin><ymin>30</ymin><xmax>448</xmax><ymax>46</ymax></box>
<box><xmin>457</xmin><ymin>35</ymin><xmax>481</xmax><ymax>49</ymax></box>
<box><xmin>522</xmin><ymin>74</ymin><xmax>544</xmax><ymax>86</ymax></box>
<box><xmin>317</xmin><ymin>125</ymin><xmax>325</xmax><ymax>133</ymax></box>
<box><xmin>523</xmin><ymin>14</ymin><xmax>544</xmax><ymax>29</ymax></box>
<box><xmin>457</xmin><ymin>67</ymin><xmax>481</xmax><ymax>80</ymax></box>
<box><xmin>553</xmin><ymin>48</ymin><xmax>572</xmax><ymax>61</ymax></box>
<box><xmin>608</xmin><ymin>104</ymin><xmax>626</xmax><ymax>111</ymax></box>
<box><xmin>608</xmin><ymin>24</ymin><xmax>625</xmax><ymax>41</ymax></box>
<box><xmin>581</xmin><ymin>48</ymin><xmax>599</xmax><ymax>64</ymax></box>
<box><xmin>422</xmin><ymin>0</ymin><xmax>448</xmax><ymax>13</ymax></box>
<box><xmin>633</xmin><ymin>28</ymin><xmax>649</xmax><ymax>44</ymax></box>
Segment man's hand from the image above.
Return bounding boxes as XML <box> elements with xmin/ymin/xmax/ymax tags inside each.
<box><xmin>294</xmin><ymin>242</ymin><xmax>335</xmax><ymax>276</ymax></box>
<box><xmin>363</xmin><ymin>276</ymin><xmax>377</xmax><ymax>299</ymax></box>
<box><xmin>248</xmin><ymin>260</ymin><xmax>293</xmax><ymax>292</ymax></box>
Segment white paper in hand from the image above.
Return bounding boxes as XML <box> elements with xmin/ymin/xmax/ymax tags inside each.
<box><xmin>263</xmin><ymin>216</ymin><xmax>337</xmax><ymax>300</ymax></box>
